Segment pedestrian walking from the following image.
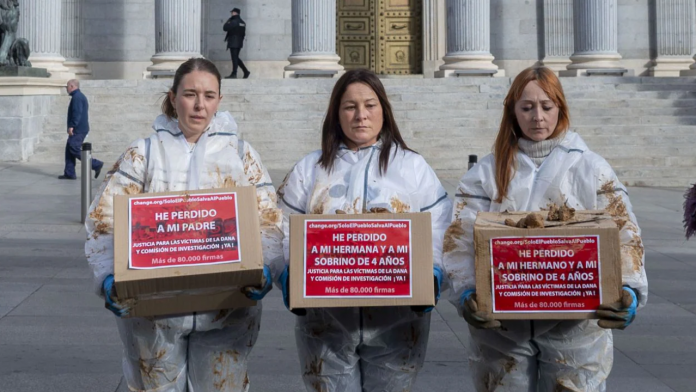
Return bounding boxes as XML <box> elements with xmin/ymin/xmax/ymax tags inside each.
<box><xmin>443</xmin><ymin>66</ymin><xmax>648</xmax><ymax>391</ymax></box>
<box><xmin>85</xmin><ymin>58</ymin><xmax>282</xmax><ymax>391</ymax></box>
<box><xmin>223</xmin><ymin>7</ymin><xmax>250</xmax><ymax>79</ymax></box>
<box><xmin>59</xmin><ymin>79</ymin><xmax>103</xmax><ymax>180</ymax></box>
<box><xmin>277</xmin><ymin>69</ymin><xmax>452</xmax><ymax>391</ymax></box>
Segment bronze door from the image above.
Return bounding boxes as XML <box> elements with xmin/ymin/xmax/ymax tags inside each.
<box><xmin>337</xmin><ymin>0</ymin><xmax>422</xmax><ymax>75</ymax></box>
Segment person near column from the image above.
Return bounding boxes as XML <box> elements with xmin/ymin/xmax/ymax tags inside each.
<box><xmin>85</xmin><ymin>58</ymin><xmax>283</xmax><ymax>391</ymax></box>
<box><xmin>443</xmin><ymin>66</ymin><xmax>648</xmax><ymax>391</ymax></box>
<box><xmin>223</xmin><ymin>7</ymin><xmax>250</xmax><ymax>79</ymax></box>
<box><xmin>59</xmin><ymin>79</ymin><xmax>103</xmax><ymax>180</ymax></box>
<box><xmin>277</xmin><ymin>69</ymin><xmax>452</xmax><ymax>391</ymax></box>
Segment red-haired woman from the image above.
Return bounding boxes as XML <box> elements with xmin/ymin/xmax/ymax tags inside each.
<box><xmin>443</xmin><ymin>67</ymin><xmax>648</xmax><ymax>391</ymax></box>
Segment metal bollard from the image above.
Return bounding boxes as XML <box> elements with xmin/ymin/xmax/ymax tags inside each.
<box><xmin>468</xmin><ymin>154</ymin><xmax>478</xmax><ymax>170</ymax></box>
<box><xmin>81</xmin><ymin>143</ymin><xmax>92</xmax><ymax>224</ymax></box>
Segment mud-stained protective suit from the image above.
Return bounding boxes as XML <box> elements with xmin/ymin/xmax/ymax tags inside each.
<box><xmin>85</xmin><ymin>112</ymin><xmax>283</xmax><ymax>392</ymax></box>
<box><xmin>278</xmin><ymin>143</ymin><xmax>453</xmax><ymax>392</ymax></box>
<box><xmin>443</xmin><ymin>131</ymin><xmax>648</xmax><ymax>392</ymax></box>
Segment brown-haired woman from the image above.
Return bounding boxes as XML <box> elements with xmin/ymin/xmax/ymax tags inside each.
<box><xmin>443</xmin><ymin>66</ymin><xmax>648</xmax><ymax>391</ymax></box>
<box><xmin>277</xmin><ymin>69</ymin><xmax>452</xmax><ymax>391</ymax></box>
<box><xmin>85</xmin><ymin>58</ymin><xmax>283</xmax><ymax>391</ymax></box>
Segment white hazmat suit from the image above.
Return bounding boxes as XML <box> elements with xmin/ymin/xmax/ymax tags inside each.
<box><xmin>278</xmin><ymin>143</ymin><xmax>452</xmax><ymax>391</ymax></box>
<box><xmin>443</xmin><ymin>131</ymin><xmax>648</xmax><ymax>392</ymax></box>
<box><xmin>85</xmin><ymin>112</ymin><xmax>283</xmax><ymax>392</ymax></box>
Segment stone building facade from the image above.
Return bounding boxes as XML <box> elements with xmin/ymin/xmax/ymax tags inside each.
<box><xmin>15</xmin><ymin>0</ymin><xmax>696</xmax><ymax>79</ymax></box>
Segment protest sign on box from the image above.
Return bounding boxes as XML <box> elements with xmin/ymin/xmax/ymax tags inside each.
<box><xmin>474</xmin><ymin>211</ymin><xmax>622</xmax><ymax>320</ymax></box>
<box><xmin>128</xmin><ymin>192</ymin><xmax>241</xmax><ymax>269</ymax></box>
<box><xmin>289</xmin><ymin>213</ymin><xmax>434</xmax><ymax>309</ymax></box>
<box><xmin>114</xmin><ymin>187</ymin><xmax>264</xmax><ymax>318</ymax></box>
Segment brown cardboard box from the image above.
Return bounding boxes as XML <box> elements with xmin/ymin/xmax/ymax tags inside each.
<box><xmin>113</xmin><ymin>187</ymin><xmax>264</xmax><ymax>317</ymax></box>
<box><xmin>289</xmin><ymin>213</ymin><xmax>434</xmax><ymax>309</ymax></box>
<box><xmin>474</xmin><ymin>210</ymin><xmax>622</xmax><ymax>320</ymax></box>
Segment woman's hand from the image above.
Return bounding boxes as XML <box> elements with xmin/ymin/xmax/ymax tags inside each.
<box><xmin>242</xmin><ymin>265</ymin><xmax>273</xmax><ymax>300</ymax></box>
<box><xmin>459</xmin><ymin>289</ymin><xmax>501</xmax><ymax>329</ymax></box>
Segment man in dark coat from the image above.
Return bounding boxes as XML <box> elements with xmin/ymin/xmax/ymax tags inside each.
<box><xmin>59</xmin><ymin>79</ymin><xmax>104</xmax><ymax>180</ymax></box>
<box><xmin>223</xmin><ymin>7</ymin><xmax>250</xmax><ymax>79</ymax></box>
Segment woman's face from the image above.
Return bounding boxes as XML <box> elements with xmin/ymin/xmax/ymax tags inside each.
<box><xmin>339</xmin><ymin>82</ymin><xmax>383</xmax><ymax>150</ymax></box>
<box><xmin>169</xmin><ymin>70</ymin><xmax>222</xmax><ymax>142</ymax></box>
<box><xmin>514</xmin><ymin>80</ymin><xmax>560</xmax><ymax>142</ymax></box>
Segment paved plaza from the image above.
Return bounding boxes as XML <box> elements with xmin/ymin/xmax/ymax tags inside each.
<box><xmin>0</xmin><ymin>162</ymin><xmax>694</xmax><ymax>392</ymax></box>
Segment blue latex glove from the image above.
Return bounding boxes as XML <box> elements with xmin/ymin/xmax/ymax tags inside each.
<box><xmin>459</xmin><ymin>289</ymin><xmax>501</xmax><ymax>329</ymax></box>
<box><xmin>411</xmin><ymin>266</ymin><xmax>444</xmax><ymax>314</ymax></box>
<box><xmin>243</xmin><ymin>265</ymin><xmax>273</xmax><ymax>300</ymax></box>
<box><xmin>102</xmin><ymin>275</ymin><xmax>129</xmax><ymax>317</ymax></box>
<box><xmin>597</xmin><ymin>286</ymin><xmax>638</xmax><ymax>329</ymax></box>
<box><xmin>280</xmin><ymin>265</ymin><xmax>306</xmax><ymax>316</ymax></box>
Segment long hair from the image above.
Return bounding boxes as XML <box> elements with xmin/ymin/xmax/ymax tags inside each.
<box><xmin>493</xmin><ymin>67</ymin><xmax>570</xmax><ymax>203</ymax></box>
<box><xmin>319</xmin><ymin>69</ymin><xmax>413</xmax><ymax>175</ymax></box>
<box><xmin>161</xmin><ymin>58</ymin><xmax>222</xmax><ymax>119</ymax></box>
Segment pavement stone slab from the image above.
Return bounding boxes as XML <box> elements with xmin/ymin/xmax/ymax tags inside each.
<box><xmin>0</xmin><ymin>163</ymin><xmax>694</xmax><ymax>391</ymax></box>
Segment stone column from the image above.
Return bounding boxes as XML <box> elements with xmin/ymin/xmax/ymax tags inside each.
<box><xmin>541</xmin><ymin>0</ymin><xmax>573</xmax><ymax>73</ymax></box>
<box><xmin>284</xmin><ymin>0</ymin><xmax>343</xmax><ymax>78</ymax></box>
<box><xmin>651</xmin><ymin>1</ymin><xmax>696</xmax><ymax>76</ymax></box>
<box><xmin>17</xmin><ymin>0</ymin><xmax>72</xmax><ymax>78</ymax></box>
<box><xmin>62</xmin><ymin>0</ymin><xmax>91</xmax><ymax>77</ymax></box>
<box><xmin>422</xmin><ymin>0</ymin><xmax>446</xmax><ymax>77</ymax></box>
<box><xmin>147</xmin><ymin>0</ymin><xmax>203</xmax><ymax>77</ymax></box>
<box><xmin>562</xmin><ymin>0</ymin><xmax>624</xmax><ymax>76</ymax></box>
<box><xmin>435</xmin><ymin>0</ymin><xmax>503</xmax><ymax>77</ymax></box>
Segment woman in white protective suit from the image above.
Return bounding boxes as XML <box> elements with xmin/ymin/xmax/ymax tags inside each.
<box><xmin>85</xmin><ymin>58</ymin><xmax>283</xmax><ymax>392</ymax></box>
<box><xmin>276</xmin><ymin>69</ymin><xmax>452</xmax><ymax>391</ymax></box>
<box><xmin>443</xmin><ymin>67</ymin><xmax>648</xmax><ymax>392</ymax></box>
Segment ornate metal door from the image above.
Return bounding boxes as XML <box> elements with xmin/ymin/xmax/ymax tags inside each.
<box><xmin>337</xmin><ymin>0</ymin><xmax>422</xmax><ymax>75</ymax></box>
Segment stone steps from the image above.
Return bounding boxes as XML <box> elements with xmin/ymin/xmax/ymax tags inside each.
<box><xmin>29</xmin><ymin>77</ymin><xmax>696</xmax><ymax>187</ymax></box>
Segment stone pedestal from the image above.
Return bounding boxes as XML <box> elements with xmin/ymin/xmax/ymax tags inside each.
<box><xmin>0</xmin><ymin>67</ymin><xmax>49</xmax><ymax>78</ymax></box>
<box><xmin>0</xmin><ymin>78</ymin><xmax>64</xmax><ymax>161</ymax></box>
<box><xmin>284</xmin><ymin>0</ymin><xmax>343</xmax><ymax>78</ymax></box>
<box><xmin>147</xmin><ymin>0</ymin><xmax>203</xmax><ymax>77</ymax></box>
<box><xmin>62</xmin><ymin>0</ymin><xmax>91</xmax><ymax>77</ymax></box>
<box><xmin>562</xmin><ymin>0</ymin><xmax>624</xmax><ymax>76</ymax></box>
<box><xmin>17</xmin><ymin>0</ymin><xmax>73</xmax><ymax>79</ymax></box>
<box><xmin>436</xmin><ymin>0</ymin><xmax>503</xmax><ymax>78</ymax></box>
<box><xmin>541</xmin><ymin>0</ymin><xmax>573</xmax><ymax>73</ymax></box>
<box><xmin>648</xmin><ymin>1</ymin><xmax>695</xmax><ymax>76</ymax></box>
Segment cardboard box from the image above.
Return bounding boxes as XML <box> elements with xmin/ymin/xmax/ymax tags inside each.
<box><xmin>113</xmin><ymin>187</ymin><xmax>264</xmax><ymax>317</ymax></box>
<box><xmin>474</xmin><ymin>210</ymin><xmax>622</xmax><ymax>320</ymax></box>
<box><xmin>289</xmin><ymin>213</ymin><xmax>434</xmax><ymax>309</ymax></box>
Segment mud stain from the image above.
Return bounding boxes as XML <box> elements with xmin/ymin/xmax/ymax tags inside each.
<box><xmin>390</xmin><ymin>196</ymin><xmax>410</xmax><ymax>213</ymax></box>
<box><xmin>212</xmin><ymin>350</ymin><xmax>237</xmax><ymax>390</ymax></box>
<box><xmin>453</xmin><ymin>200</ymin><xmax>468</xmax><ymax>221</ymax></box>
<box><xmin>309</xmin><ymin>186</ymin><xmax>330</xmax><ymax>215</ymax></box>
<box><xmin>138</xmin><ymin>349</ymin><xmax>166</xmax><ymax>387</ymax></box>
<box><xmin>215</xmin><ymin>166</ymin><xmax>237</xmax><ymax>189</ymax></box>
<box><xmin>126</xmin><ymin>147</ymin><xmax>145</xmax><ymax>165</ymax></box>
<box><xmin>547</xmin><ymin>201</ymin><xmax>575</xmax><ymax>222</ymax></box>
<box><xmin>443</xmin><ymin>220</ymin><xmax>465</xmax><ymax>253</ymax></box>
<box><xmin>304</xmin><ymin>356</ymin><xmax>324</xmax><ymax>377</ymax></box>
<box><xmin>405</xmin><ymin>323</ymin><xmax>420</xmax><ymax>349</ymax></box>
<box><xmin>624</xmin><ymin>234</ymin><xmax>645</xmax><ymax>272</ymax></box>
<box><xmin>601</xmin><ymin>180</ymin><xmax>628</xmax><ymax>218</ymax></box>
<box><xmin>260</xmin><ymin>208</ymin><xmax>282</xmax><ymax>226</ymax></box>
<box><xmin>505</xmin><ymin>213</ymin><xmax>545</xmax><ymax>228</ymax></box>
<box><xmin>244</xmin><ymin>151</ymin><xmax>264</xmax><ymax>184</ymax></box>
<box><xmin>124</xmin><ymin>182</ymin><xmax>142</xmax><ymax>195</ymax></box>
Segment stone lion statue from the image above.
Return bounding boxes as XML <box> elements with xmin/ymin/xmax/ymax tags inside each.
<box><xmin>0</xmin><ymin>0</ymin><xmax>31</xmax><ymax>67</ymax></box>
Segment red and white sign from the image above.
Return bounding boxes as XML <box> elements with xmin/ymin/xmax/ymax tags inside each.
<box><xmin>128</xmin><ymin>192</ymin><xmax>241</xmax><ymax>269</ymax></box>
<box><xmin>303</xmin><ymin>220</ymin><xmax>412</xmax><ymax>298</ymax></box>
<box><xmin>490</xmin><ymin>235</ymin><xmax>602</xmax><ymax>313</ymax></box>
